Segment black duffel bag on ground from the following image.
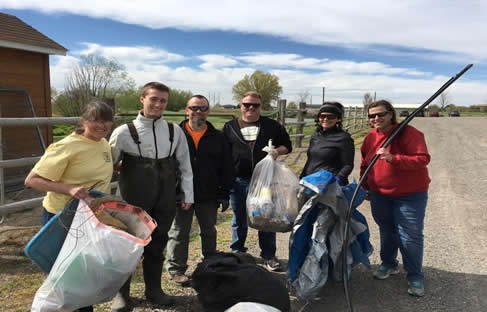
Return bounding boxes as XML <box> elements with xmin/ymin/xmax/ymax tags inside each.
<box><xmin>191</xmin><ymin>252</ymin><xmax>290</xmax><ymax>312</ymax></box>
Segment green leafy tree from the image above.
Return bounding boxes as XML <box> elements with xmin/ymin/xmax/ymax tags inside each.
<box><xmin>445</xmin><ymin>103</ymin><xmax>457</xmax><ymax>111</ymax></box>
<box><xmin>232</xmin><ymin>70</ymin><xmax>282</xmax><ymax>110</ymax></box>
<box><xmin>114</xmin><ymin>87</ymin><xmax>141</xmax><ymax>113</ymax></box>
<box><xmin>469</xmin><ymin>105</ymin><xmax>480</xmax><ymax>112</ymax></box>
<box><xmin>167</xmin><ymin>89</ymin><xmax>193</xmax><ymax>111</ymax></box>
<box><xmin>287</xmin><ymin>101</ymin><xmax>297</xmax><ymax>109</ymax></box>
<box><xmin>429</xmin><ymin>104</ymin><xmax>440</xmax><ymax>111</ymax></box>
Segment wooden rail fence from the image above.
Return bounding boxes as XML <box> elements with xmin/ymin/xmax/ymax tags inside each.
<box><xmin>0</xmin><ymin>105</ymin><xmax>367</xmax><ymax>219</ymax></box>
<box><xmin>276</xmin><ymin>101</ymin><xmax>368</xmax><ymax>147</ymax></box>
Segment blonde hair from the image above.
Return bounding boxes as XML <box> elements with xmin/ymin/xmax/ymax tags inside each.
<box><xmin>242</xmin><ymin>91</ymin><xmax>263</xmax><ymax>101</ymax></box>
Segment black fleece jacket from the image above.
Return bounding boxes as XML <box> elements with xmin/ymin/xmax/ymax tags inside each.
<box><xmin>223</xmin><ymin>116</ymin><xmax>292</xmax><ymax>179</ymax></box>
<box><xmin>180</xmin><ymin>120</ymin><xmax>235</xmax><ymax>202</ymax></box>
<box><xmin>300</xmin><ymin>127</ymin><xmax>355</xmax><ymax>183</ymax></box>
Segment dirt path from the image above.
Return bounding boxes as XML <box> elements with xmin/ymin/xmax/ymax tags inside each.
<box><xmin>278</xmin><ymin>117</ymin><xmax>487</xmax><ymax>311</ymax></box>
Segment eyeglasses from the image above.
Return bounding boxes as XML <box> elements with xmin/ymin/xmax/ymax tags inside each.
<box><xmin>368</xmin><ymin>111</ymin><xmax>390</xmax><ymax>119</ymax></box>
<box><xmin>318</xmin><ymin>113</ymin><xmax>337</xmax><ymax>120</ymax></box>
<box><xmin>187</xmin><ymin>106</ymin><xmax>209</xmax><ymax>112</ymax></box>
<box><xmin>241</xmin><ymin>102</ymin><xmax>261</xmax><ymax>109</ymax></box>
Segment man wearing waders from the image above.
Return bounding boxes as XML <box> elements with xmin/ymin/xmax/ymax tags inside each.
<box><xmin>109</xmin><ymin>82</ymin><xmax>194</xmax><ymax>311</ymax></box>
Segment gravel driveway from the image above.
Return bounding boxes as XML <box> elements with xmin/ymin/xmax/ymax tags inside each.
<box><xmin>277</xmin><ymin>117</ymin><xmax>487</xmax><ymax>312</ymax></box>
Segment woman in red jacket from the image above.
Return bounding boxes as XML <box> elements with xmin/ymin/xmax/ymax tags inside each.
<box><xmin>360</xmin><ymin>100</ymin><xmax>430</xmax><ymax>297</ymax></box>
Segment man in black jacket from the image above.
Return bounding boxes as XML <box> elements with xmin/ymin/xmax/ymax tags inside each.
<box><xmin>166</xmin><ymin>95</ymin><xmax>235</xmax><ymax>283</ymax></box>
<box><xmin>222</xmin><ymin>91</ymin><xmax>292</xmax><ymax>271</ymax></box>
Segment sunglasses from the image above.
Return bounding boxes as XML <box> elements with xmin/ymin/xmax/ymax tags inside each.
<box><xmin>187</xmin><ymin>106</ymin><xmax>209</xmax><ymax>112</ymax></box>
<box><xmin>368</xmin><ymin>111</ymin><xmax>390</xmax><ymax>119</ymax></box>
<box><xmin>318</xmin><ymin>113</ymin><xmax>337</xmax><ymax>120</ymax></box>
<box><xmin>241</xmin><ymin>102</ymin><xmax>261</xmax><ymax>109</ymax></box>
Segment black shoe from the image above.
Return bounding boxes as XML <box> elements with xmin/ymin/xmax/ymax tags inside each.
<box><xmin>264</xmin><ymin>257</ymin><xmax>282</xmax><ymax>272</ymax></box>
<box><xmin>145</xmin><ymin>290</ymin><xmax>175</xmax><ymax>307</ymax></box>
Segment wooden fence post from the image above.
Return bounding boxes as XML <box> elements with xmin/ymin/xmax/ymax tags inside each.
<box><xmin>278</xmin><ymin>99</ymin><xmax>287</xmax><ymax>126</ymax></box>
<box><xmin>362</xmin><ymin>105</ymin><xmax>368</xmax><ymax>130</ymax></box>
<box><xmin>344</xmin><ymin>106</ymin><xmax>351</xmax><ymax>129</ymax></box>
<box><xmin>353</xmin><ymin>106</ymin><xmax>358</xmax><ymax>132</ymax></box>
<box><xmin>296</xmin><ymin>102</ymin><xmax>306</xmax><ymax>148</ymax></box>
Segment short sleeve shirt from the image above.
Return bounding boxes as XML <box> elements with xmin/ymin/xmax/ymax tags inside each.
<box><xmin>32</xmin><ymin>133</ymin><xmax>113</xmax><ymax>213</ymax></box>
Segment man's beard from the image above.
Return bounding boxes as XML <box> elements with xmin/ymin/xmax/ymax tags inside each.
<box><xmin>191</xmin><ymin>118</ymin><xmax>206</xmax><ymax>128</ymax></box>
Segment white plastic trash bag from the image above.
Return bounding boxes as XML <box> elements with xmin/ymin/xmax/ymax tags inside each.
<box><xmin>31</xmin><ymin>200</ymin><xmax>156</xmax><ymax>312</ymax></box>
<box><xmin>247</xmin><ymin>140</ymin><xmax>300</xmax><ymax>232</ymax></box>
<box><xmin>225</xmin><ymin>302</ymin><xmax>282</xmax><ymax>312</ymax></box>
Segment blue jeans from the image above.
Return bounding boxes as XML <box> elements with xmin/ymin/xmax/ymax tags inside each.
<box><xmin>370</xmin><ymin>191</ymin><xmax>428</xmax><ymax>282</ymax></box>
<box><xmin>41</xmin><ymin>208</ymin><xmax>56</xmax><ymax>226</ymax></box>
<box><xmin>42</xmin><ymin>207</ymin><xmax>94</xmax><ymax>312</ymax></box>
<box><xmin>229</xmin><ymin>177</ymin><xmax>276</xmax><ymax>259</ymax></box>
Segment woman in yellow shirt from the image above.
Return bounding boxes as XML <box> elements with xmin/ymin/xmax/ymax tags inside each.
<box><xmin>25</xmin><ymin>100</ymin><xmax>114</xmax><ymax>223</ymax></box>
<box><xmin>24</xmin><ymin>100</ymin><xmax>114</xmax><ymax>312</ymax></box>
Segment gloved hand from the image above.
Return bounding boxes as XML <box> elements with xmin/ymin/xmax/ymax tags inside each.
<box><xmin>218</xmin><ymin>199</ymin><xmax>230</xmax><ymax>213</ymax></box>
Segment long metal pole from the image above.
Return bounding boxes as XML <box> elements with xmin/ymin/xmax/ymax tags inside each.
<box><xmin>341</xmin><ymin>64</ymin><xmax>473</xmax><ymax>312</ymax></box>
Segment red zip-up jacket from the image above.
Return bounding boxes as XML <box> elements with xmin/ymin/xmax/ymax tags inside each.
<box><xmin>360</xmin><ymin>124</ymin><xmax>431</xmax><ymax>196</ymax></box>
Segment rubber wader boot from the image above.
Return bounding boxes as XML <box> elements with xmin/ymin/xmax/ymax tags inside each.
<box><xmin>111</xmin><ymin>276</ymin><xmax>132</xmax><ymax>312</ymax></box>
<box><xmin>143</xmin><ymin>260</ymin><xmax>175</xmax><ymax>306</ymax></box>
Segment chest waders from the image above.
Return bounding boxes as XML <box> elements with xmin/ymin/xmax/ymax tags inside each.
<box><xmin>118</xmin><ymin>121</ymin><xmax>179</xmax><ymax>305</ymax></box>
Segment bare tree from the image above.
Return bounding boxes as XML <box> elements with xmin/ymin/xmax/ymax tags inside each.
<box><xmin>296</xmin><ymin>89</ymin><xmax>310</xmax><ymax>104</ymax></box>
<box><xmin>437</xmin><ymin>91</ymin><xmax>452</xmax><ymax>111</ymax></box>
<box><xmin>363</xmin><ymin>92</ymin><xmax>374</xmax><ymax>107</ymax></box>
<box><xmin>55</xmin><ymin>54</ymin><xmax>135</xmax><ymax>116</ymax></box>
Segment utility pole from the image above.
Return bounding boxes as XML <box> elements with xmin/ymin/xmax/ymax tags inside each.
<box><xmin>322</xmin><ymin>87</ymin><xmax>326</xmax><ymax>104</ymax></box>
<box><xmin>374</xmin><ymin>91</ymin><xmax>376</xmax><ymax>102</ymax></box>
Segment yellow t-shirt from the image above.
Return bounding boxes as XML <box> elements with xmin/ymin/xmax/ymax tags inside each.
<box><xmin>32</xmin><ymin>133</ymin><xmax>113</xmax><ymax>213</ymax></box>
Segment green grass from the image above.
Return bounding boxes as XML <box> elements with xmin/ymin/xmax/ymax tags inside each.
<box><xmin>458</xmin><ymin>111</ymin><xmax>487</xmax><ymax>117</ymax></box>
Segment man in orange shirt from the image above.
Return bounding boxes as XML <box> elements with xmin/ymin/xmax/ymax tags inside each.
<box><xmin>166</xmin><ymin>95</ymin><xmax>235</xmax><ymax>283</ymax></box>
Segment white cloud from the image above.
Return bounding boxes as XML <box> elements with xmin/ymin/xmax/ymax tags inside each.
<box><xmin>78</xmin><ymin>43</ymin><xmax>185</xmax><ymax>64</ymax></box>
<box><xmin>49</xmin><ymin>45</ymin><xmax>486</xmax><ymax>107</ymax></box>
<box><xmin>49</xmin><ymin>54</ymin><xmax>80</xmax><ymax>89</ymax></box>
<box><xmin>2</xmin><ymin>0</ymin><xmax>487</xmax><ymax>61</ymax></box>
<box><xmin>238</xmin><ymin>53</ymin><xmax>426</xmax><ymax>76</ymax></box>
<box><xmin>198</xmin><ymin>54</ymin><xmax>238</xmax><ymax>70</ymax></box>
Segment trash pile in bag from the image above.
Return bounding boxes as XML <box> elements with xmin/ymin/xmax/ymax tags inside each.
<box><xmin>28</xmin><ymin>195</ymin><xmax>157</xmax><ymax>312</ymax></box>
<box><xmin>246</xmin><ymin>140</ymin><xmax>300</xmax><ymax>232</ymax></box>
<box><xmin>287</xmin><ymin>170</ymin><xmax>373</xmax><ymax>301</ymax></box>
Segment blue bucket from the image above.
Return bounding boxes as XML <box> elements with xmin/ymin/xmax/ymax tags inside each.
<box><xmin>24</xmin><ymin>190</ymin><xmax>107</xmax><ymax>273</ymax></box>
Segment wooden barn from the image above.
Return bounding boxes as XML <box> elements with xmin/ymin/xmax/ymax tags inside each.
<box><xmin>0</xmin><ymin>12</ymin><xmax>67</xmax><ymax>187</ymax></box>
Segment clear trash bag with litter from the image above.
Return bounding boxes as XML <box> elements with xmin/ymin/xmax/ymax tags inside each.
<box><xmin>246</xmin><ymin>140</ymin><xmax>300</xmax><ymax>232</ymax></box>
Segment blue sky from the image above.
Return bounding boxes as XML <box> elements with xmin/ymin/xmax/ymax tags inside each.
<box><xmin>1</xmin><ymin>1</ymin><xmax>486</xmax><ymax>107</ymax></box>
